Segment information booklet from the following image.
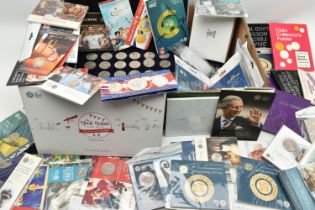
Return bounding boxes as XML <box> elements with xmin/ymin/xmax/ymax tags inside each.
<box><xmin>144</xmin><ymin>0</ymin><xmax>189</xmax><ymax>54</ymax></box>
<box><xmin>269</xmin><ymin>23</ymin><xmax>314</xmax><ymax>71</ymax></box>
<box><xmin>40</xmin><ymin>66</ymin><xmax>105</xmax><ymax>105</ymax></box>
<box><xmin>27</xmin><ymin>0</ymin><xmax>88</xmax><ymax>30</ymax></box>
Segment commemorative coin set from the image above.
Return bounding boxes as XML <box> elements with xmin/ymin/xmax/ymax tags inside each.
<box><xmin>76</xmin><ymin>49</ymin><xmax>175</xmax><ymax>78</ymax></box>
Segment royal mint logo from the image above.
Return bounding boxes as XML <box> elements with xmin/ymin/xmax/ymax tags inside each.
<box><xmin>206</xmin><ymin>29</ymin><xmax>216</xmax><ymax>38</ymax></box>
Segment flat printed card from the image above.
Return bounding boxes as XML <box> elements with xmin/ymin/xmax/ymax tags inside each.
<box><xmin>263</xmin><ymin>125</ymin><xmax>311</xmax><ymax>170</ymax></box>
<box><xmin>126</xmin><ymin>0</ymin><xmax>152</xmax><ymax>50</ymax></box>
<box><xmin>27</xmin><ymin>0</ymin><xmax>88</xmax><ymax>30</ymax></box>
<box><xmin>99</xmin><ymin>0</ymin><xmax>133</xmax><ymax>51</ymax></box>
<box><xmin>144</xmin><ymin>0</ymin><xmax>189</xmax><ymax>54</ymax></box>
<box><xmin>0</xmin><ymin>154</ymin><xmax>42</xmax><ymax>210</ymax></box>
<box><xmin>269</xmin><ymin>23</ymin><xmax>314</xmax><ymax>71</ymax></box>
<box><xmin>40</xmin><ymin>67</ymin><xmax>105</xmax><ymax>105</ymax></box>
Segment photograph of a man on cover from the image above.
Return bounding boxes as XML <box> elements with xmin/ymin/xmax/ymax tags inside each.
<box><xmin>212</xmin><ymin>90</ymin><xmax>275</xmax><ymax>140</ymax></box>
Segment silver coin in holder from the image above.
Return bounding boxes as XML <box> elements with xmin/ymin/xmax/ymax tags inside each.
<box><xmin>159</xmin><ymin>53</ymin><xmax>170</xmax><ymax>59</ymax></box>
<box><xmin>144</xmin><ymin>52</ymin><xmax>156</xmax><ymax>59</ymax></box>
<box><xmin>145</xmin><ymin>70</ymin><xmax>154</xmax><ymax>73</ymax></box>
<box><xmin>139</xmin><ymin>171</ymin><xmax>155</xmax><ymax>187</ymax></box>
<box><xmin>115</xmin><ymin>52</ymin><xmax>128</xmax><ymax>60</ymax></box>
<box><xmin>84</xmin><ymin>61</ymin><xmax>96</xmax><ymax>69</ymax></box>
<box><xmin>77</xmin><ymin>167</ymin><xmax>88</xmax><ymax>177</ymax></box>
<box><xmin>101</xmin><ymin>52</ymin><xmax>113</xmax><ymax>60</ymax></box>
<box><xmin>129</xmin><ymin>52</ymin><xmax>141</xmax><ymax>60</ymax></box>
<box><xmin>98</xmin><ymin>70</ymin><xmax>111</xmax><ymax>78</ymax></box>
<box><xmin>129</xmin><ymin>70</ymin><xmax>141</xmax><ymax>75</ymax></box>
<box><xmin>114</xmin><ymin>61</ymin><xmax>127</xmax><ymax>69</ymax></box>
<box><xmin>159</xmin><ymin>60</ymin><xmax>171</xmax><ymax>68</ymax></box>
<box><xmin>143</xmin><ymin>59</ymin><xmax>155</xmax><ymax>68</ymax></box>
<box><xmin>86</xmin><ymin>53</ymin><xmax>98</xmax><ymax>61</ymax></box>
<box><xmin>101</xmin><ymin>162</ymin><xmax>116</xmax><ymax>176</ymax></box>
<box><xmin>99</xmin><ymin>61</ymin><xmax>111</xmax><ymax>70</ymax></box>
<box><xmin>129</xmin><ymin>60</ymin><xmax>141</xmax><ymax>69</ymax></box>
<box><xmin>114</xmin><ymin>70</ymin><xmax>127</xmax><ymax>77</ymax></box>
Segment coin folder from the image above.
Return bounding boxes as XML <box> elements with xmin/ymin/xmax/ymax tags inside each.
<box><xmin>75</xmin><ymin>47</ymin><xmax>175</xmax><ymax>78</ymax></box>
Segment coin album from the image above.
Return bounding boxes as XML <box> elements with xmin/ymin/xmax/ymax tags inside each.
<box><xmin>169</xmin><ymin>160</ymin><xmax>229</xmax><ymax>209</ymax></box>
<box><xmin>75</xmin><ymin>47</ymin><xmax>175</xmax><ymax>78</ymax></box>
<box><xmin>237</xmin><ymin>157</ymin><xmax>292</xmax><ymax>209</ymax></box>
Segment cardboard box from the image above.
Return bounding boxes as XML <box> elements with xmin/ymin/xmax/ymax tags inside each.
<box><xmin>19</xmin><ymin>86</ymin><xmax>166</xmax><ymax>156</ymax></box>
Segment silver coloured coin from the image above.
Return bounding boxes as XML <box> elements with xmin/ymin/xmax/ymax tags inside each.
<box><xmin>159</xmin><ymin>53</ymin><xmax>170</xmax><ymax>59</ymax></box>
<box><xmin>114</xmin><ymin>70</ymin><xmax>127</xmax><ymax>77</ymax></box>
<box><xmin>114</xmin><ymin>61</ymin><xmax>127</xmax><ymax>69</ymax></box>
<box><xmin>84</xmin><ymin>61</ymin><xmax>96</xmax><ymax>69</ymax></box>
<box><xmin>115</xmin><ymin>52</ymin><xmax>127</xmax><ymax>60</ymax></box>
<box><xmin>129</xmin><ymin>60</ymin><xmax>141</xmax><ymax>69</ymax></box>
<box><xmin>145</xmin><ymin>70</ymin><xmax>154</xmax><ymax>73</ymax></box>
<box><xmin>129</xmin><ymin>70</ymin><xmax>141</xmax><ymax>75</ymax></box>
<box><xmin>86</xmin><ymin>53</ymin><xmax>98</xmax><ymax>61</ymax></box>
<box><xmin>144</xmin><ymin>52</ymin><xmax>156</xmax><ymax>59</ymax></box>
<box><xmin>101</xmin><ymin>162</ymin><xmax>116</xmax><ymax>176</ymax></box>
<box><xmin>139</xmin><ymin>171</ymin><xmax>155</xmax><ymax>187</ymax></box>
<box><xmin>129</xmin><ymin>52</ymin><xmax>141</xmax><ymax>60</ymax></box>
<box><xmin>99</xmin><ymin>61</ymin><xmax>111</xmax><ymax>70</ymax></box>
<box><xmin>159</xmin><ymin>60</ymin><xmax>171</xmax><ymax>68</ymax></box>
<box><xmin>77</xmin><ymin>167</ymin><xmax>88</xmax><ymax>177</ymax></box>
<box><xmin>98</xmin><ymin>70</ymin><xmax>111</xmax><ymax>78</ymax></box>
<box><xmin>143</xmin><ymin>59</ymin><xmax>155</xmax><ymax>68</ymax></box>
<box><xmin>101</xmin><ymin>52</ymin><xmax>113</xmax><ymax>60</ymax></box>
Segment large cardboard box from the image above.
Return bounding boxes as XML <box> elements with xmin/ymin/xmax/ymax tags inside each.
<box><xmin>19</xmin><ymin>86</ymin><xmax>166</xmax><ymax>156</ymax></box>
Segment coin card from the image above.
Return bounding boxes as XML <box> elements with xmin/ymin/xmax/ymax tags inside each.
<box><xmin>126</xmin><ymin>0</ymin><xmax>152</xmax><ymax>50</ymax></box>
<box><xmin>82</xmin><ymin>178</ymin><xmax>136</xmax><ymax>210</ymax></box>
<box><xmin>0</xmin><ymin>152</ymin><xmax>25</xmax><ymax>187</ymax></box>
<box><xmin>27</xmin><ymin>0</ymin><xmax>88</xmax><ymax>30</ymax></box>
<box><xmin>89</xmin><ymin>156</ymin><xmax>131</xmax><ymax>183</ymax></box>
<box><xmin>181</xmin><ymin>140</ymin><xmax>196</xmax><ymax>161</ymax></box>
<box><xmin>263</xmin><ymin>125</ymin><xmax>311</xmax><ymax>170</ymax></box>
<box><xmin>237</xmin><ymin>157</ymin><xmax>292</xmax><ymax>209</ymax></box>
<box><xmin>7</xmin><ymin>30</ymin><xmax>77</xmax><ymax>86</ymax></box>
<box><xmin>100</xmin><ymin>69</ymin><xmax>177</xmax><ymax>101</ymax></box>
<box><xmin>0</xmin><ymin>154</ymin><xmax>43</xmax><ymax>210</ymax></box>
<box><xmin>195</xmin><ymin>137</ymin><xmax>240</xmax><ymax>166</ymax></box>
<box><xmin>169</xmin><ymin>160</ymin><xmax>229</xmax><ymax>209</ymax></box>
<box><xmin>129</xmin><ymin>161</ymin><xmax>163</xmax><ymax>210</ymax></box>
<box><xmin>79</xmin><ymin>12</ymin><xmax>113</xmax><ymax>52</ymax></box>
<box><xmin>13</xmin><ymin>165</ymin><xmax>48</xmax><ymax>210</ymax></box>
<box><xmin>45</xmin><ymin>160</ymin><xmax>92</xmax><ymax>210</ymax></box>
<box><xmin>82</xmin><ymin>157</ymin><xmax>136</xmax><ymax>209</ymax></box>
<box><xmin>40</xmin><ymin>66</ymin><xmax>106</xmax><ymax>105</ymax></box>
<box><xmin>37</xmin><ymin>154</ymin><xmax>80</xmax><ymax>165</ymax></box>
<box><xmin>0</xmin><ymin>111</ymin><xmax>33</xmax><ymax>161</ymax></box>
<box><xmin>98</xmin><ymin>0</ymin><xmax>133</xmax><ymax>51</ymax></box>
